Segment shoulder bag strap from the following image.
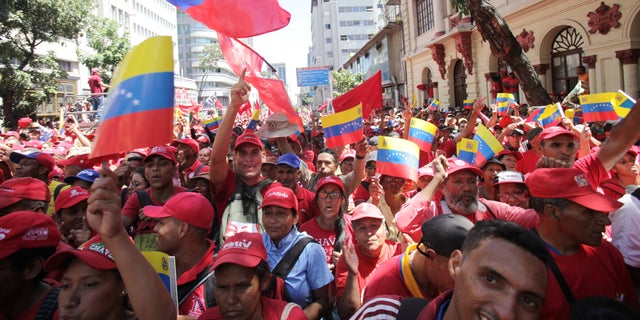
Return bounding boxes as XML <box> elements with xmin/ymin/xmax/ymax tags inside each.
<box><xmin>178</xmin><ymin>268</ymin><xmax>215</xmax><ymax>306</ymax></box>
<box><xmin>272</xmin><ymin>236</ymin><xmax>315</xmax><ymax>278</ymax></box>
<box><xmin>530</xmin><ymin>228</ymin><xmax>576</xmax><ymax>305</ymax></box>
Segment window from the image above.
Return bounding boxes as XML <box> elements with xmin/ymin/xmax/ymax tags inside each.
<box><xmin>416</xmin><ymin>0</ymin><xmax>434</xmax><ymax>35</ymax></box>
<box><xmin>327</xmin><ymin>51</ymin><xmax>333</xmax><ymax>58</ymax></box>
<box><xmin>57</xmin><ymin>60</ymin><xmax>72</xmax><ymax>72</ymax></box>
<box><xmin>325</xmin><ymin>23</ymin><xmax>330</xmax><ymax>29</ymax></box>
<box><xmin>340</xmin><ymin>35</ymin><xmax>348</xmax><ymax>41</ymax></box>
<box><xmin>551</xmin><ymin>27</ymin><xmax>584</xmax><ymax>95</ymax></box>
<box><xmin>326</xmin><ymin>37</ymin><xmax>332</xmax><ymax>43</ymax></box>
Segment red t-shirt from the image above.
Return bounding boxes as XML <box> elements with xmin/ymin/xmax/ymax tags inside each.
<box><xmin>88</xmin><ymin>74</ymin><xmax>103</xmax><ymax>95</ymax></box>
<box><xmin>198</xmin><ymin>296</ymin><xmax>306</xmax><ymax>320</ymax></box>
<box><xmin>300</xmin><ymin>218</ymin><xmax>336</xmax><ymax>265</ymax></box>
<box><xmin>179</xmin><ymin>159</ymin><xmax>209</xmax><ymax>187</ymax></box>
<box><xmin>335</xmin><ymin>240</ymin><xmax>402</xmax><ymax>301</ymax></box>
<box><xmin>517</xmin><ymin>149</ymin><xmax>539</xmax><ymax>174</ymax></box>
<box><xmin>0</xmin><ymin>281</ymin><xmax>60</xmax><ymax>320</ymax></box>
<box><xmin>295</xmin><ymin>185</ymin><xmax>319</xmax><ymax>226</ymax></box>
<box><xmin>179</xmin><ymin>241</ymin><xmax>216</xmax><ymax>318</ymax></box>
<box><xmin>540</xmin><ymin>239</ymin><xmax>639</xmax><ymax>319</ymax></box>
<box><xmin>121</xmin><ymin>186</ymin><xmax>188</xmax><ymax>235</ymax></box>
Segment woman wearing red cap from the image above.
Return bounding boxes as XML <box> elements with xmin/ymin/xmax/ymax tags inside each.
<box><xmin>198</xmin><ymin>232</ymin><xmax>306</xmax><ymax>320</ymax></box>
<box><xmin>261</xmin><ymin>185</ymin><xmax>333</xmax><ymax>320</ymax></box>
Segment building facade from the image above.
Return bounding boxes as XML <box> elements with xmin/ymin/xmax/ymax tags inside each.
<box><xmin>399</xmin><ymin>0</ymin><xmax>640</xmax><ymax>109</ymax></box>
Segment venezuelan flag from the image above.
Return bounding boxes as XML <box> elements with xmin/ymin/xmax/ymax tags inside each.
<box><xmin>473</xmin><ymin>124</ymin><xmax>503</xmax><ymax>167</ymax></box>
<box><xmin>377</xmin><ymin>136</ymin><xmax>420</xmax><ymax>182</ymax></box>
<box><xmin>167</xmin><ymin>0</ymin><xmax>291</xmax><ymax>38</ymax></box>
<box><xmin>90</xmin><ymin>36</ymin><xmax>174</xmax><ymax>159</ymax></box>
<box><xmin>496</xmin><ymin>93</ymin><xmax>516</xmax><ymax>116</ymax></box>
<box><xmin>463</xmin><ymin>99</ymin><xmax>475</xmax><ymax>110</ymax></box>
<box><xmin>457</xmin><ymin>138</ymin><xmax>478</xmax><ymax>165</ymax></box>
<box><xmin>322</xmin><ymin>104</ymin><xmax>364</xmax><ymax>148</ymax></box>
<box><xmin>203</xmin><ymin>116</ymin><xmax>221</xmax><ymax>131</ymax></box>
<box><xmin>408</xmin><ymin>117</ymin><xmax>437</xmax><ymax>153</ymax></box>
<box><xmin>613</xmin><ymin>90</ymin><xmax>637</xmax><ymax>119</ymax></box>
<box><xmin>528</xmin><ymin>104</ymin><xmax>563</xmax><ymax>128</ymax></box>
<box><xmin>428</xmin><ymin>99</ymin><xmax>440</xmax><ymax>111</ymax></box>
<box><xmin>245</xmin><ymin>109</ymin><xmax>261</xmax><ymax>133</ymax></box>
<box><xmin>579</xmin><ymin>93</ymin><xmax>619</xmax><ymax>122</ymax></box>
<box><xmin>142</xmin><ymin>251</ymin><xmax>177</xmax><ymax>306</ymax></box>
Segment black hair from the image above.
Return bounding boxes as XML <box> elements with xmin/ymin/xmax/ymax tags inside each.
<box><xmin>6</xmin><ymin>247</ymin><xmax>57</xmax><ymax>283</ymax></box>
<box><xmin>461</xmin><ymin>220</ymin><xmax>548</xmax><ymax>266</ymax></box>
<box><xmin>255</xmin><ymin>260</ymin><xmax>271</xmax><ymax>284</ymax></box>
<box><xmin>570</xmin><ymin>296</ymin><xmax>640</xmax><ymax>320</ymax></box>
<box><xmin>317</xmin><ymin>148</ymin><xmax>338</xmax><ymax>164</ymax></box>
<box><xmin>314</xmin><ymin>183</ymin><xmax>347</xmax><ymax>254</ymax></box>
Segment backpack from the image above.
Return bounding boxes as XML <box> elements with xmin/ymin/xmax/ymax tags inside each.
<box><xmin>178</xmin><ymin>266</ymin><xmax>217</xmax><ymax>309</ymax></box>
<box><xmin>34</xmin><ymin>286</ymin><xmax>61</xmax><ymax>320</ymax></box>
<box><xmin>219</xmin><ymin>177</ymin><xmax>272</xmax><ymax>246</ymax></box>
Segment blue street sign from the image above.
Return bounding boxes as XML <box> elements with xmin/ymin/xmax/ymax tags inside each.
<box><xmin>296</xmin><ymin>67</ymin><xmax>330</xmax><ymax>87</ymax></box>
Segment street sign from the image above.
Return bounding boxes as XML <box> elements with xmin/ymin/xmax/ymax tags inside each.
<box><xmin>296</xmin><ymin>67</ymin><xmax>330</xmax><ymax>87</ymax></box>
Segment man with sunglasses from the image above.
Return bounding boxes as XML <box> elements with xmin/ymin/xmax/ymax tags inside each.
<box><xmin>361</xmin><ymin>214</ymin><xmax>473</xmax><ymax>303</ymax></box>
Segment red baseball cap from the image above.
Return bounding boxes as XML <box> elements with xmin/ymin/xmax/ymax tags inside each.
<box><xmin>10</xmin><ymin>150</ymin><xmax>56</xmax><ymax>173</ymax></box>
<box><xmin>143</xmin><ymin>192</ymin><xmax>214</xmax><ymax>230</ymax></box>
<box><xmin>260</xmin><ymin>185</ymin><xmax>298</xmax><ymax>212</ymax></box>
<box><xmin>45</xmin><ymin>235</ymin><xmax>117</xmax><ymax>271</ymax></box>
<box><xmin>234</xmin><ymin>133</ymin><xmax>263</xmax><ymax>151</ymax></box>
<box><xmin>525</xmin><ymin>168</ymin><xmax>622</xmax><ymax>212</ymax></box>
<box><xmin>171</xmin><ymin>138</ymin><xmax>200</xmax><ymax>153</ymax></box>
<box><xmin>339</xmin><ymin>150</ymin><xmax>355</xmax><ymax>163</ymax></box>
<box><xmin>0</xmin><ymin>177</ymin><xmax>51</xmax><ymax>209</ymax></box>
<box><xmin>351</xmin><ymin>203</ymin><xmax>384</xmax><ymax>221</ymax></box>
<box><xmin>212</xmin><ymin>232</ymin><xmax>267</xmax><ymax>270</ymax></box>
<box><xmin>316</xmin><ymin>175</ymin><xmax>345</xmax><ymax>194</ymax></box>
<box><xmin>497</xmin><ymin>149</ymin><xmax>523</xmax><ymax>161</ymax></box>
<box><xmin>539</xmin><ymin>126</ymin><xmax>577</xmax><ymax>141</ymax></box>
<box><xmin>0</xmin><ymin>211</ymin><xmax>61</xmax><ymax>260</ymax></box>
<box><xmin>447</xmin><ymin>158</ymin><xmax>483</xmax><ymax>176</ymax></box>
<box><xmin>54</xmin><ymin>186</ymin><xmax>89</xmax><ymax>212</ymax></box>
<box><xmin>58</xmin><ymin>153</ymin><xmax>93</xmax><ymax>169</ymax></box>
<box><xmin>143</xmin><ymin>146</ymin><xmax>177</xmax><ymax>164</ymax></box>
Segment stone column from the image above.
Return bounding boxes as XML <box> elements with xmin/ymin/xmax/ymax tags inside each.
<box><xmin>582</xmin><ymin>55</ymin><xmax>597</xmax><ymax>93</ymax></box>
<box><xmin>615</xmin><ymin>49</ymin><xmax>640</xmax><ymax>98</ymax></box>
<box><xmin>433</xmin><ymin>0</ymin><xmax>445</xmax><ymax>37</ymax></box>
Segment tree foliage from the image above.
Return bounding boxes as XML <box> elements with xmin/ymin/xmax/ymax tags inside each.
<box><xmin>0</xmin><ymin>0</ymin><xmax>93</xmax><ymax>129</ymax></box>
<box><xmin>78</xmin><ymin>17</ymin><xmax>130</xmax><ymax>83</ymax></box>
<box><xmin>332</xmin><ymin>69</ymin><xmax>363</xmax><ymax>97</ymax></box>
<box><xmin>199</xmin><ymin>42</ymin><xmax>222</xmax><ymax>72</ymax></box>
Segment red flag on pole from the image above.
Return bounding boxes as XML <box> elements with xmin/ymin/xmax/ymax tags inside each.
<box><xmin>332</xmin><ymin>70</ymin><xmax>382</xmax><ymax>119</ymax></box>
<box><xmin>246</xmin><ymin>76</ymin><xmax>303</xmax><ymax>130</ymax></box>
<box><xmin>217</xmin><ymin>32</ymin><xmax>264</xmax><ymax>78</ymax></box>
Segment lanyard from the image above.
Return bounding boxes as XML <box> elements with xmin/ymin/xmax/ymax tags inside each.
<box><xmin>399</xmin><ymin>243</ymin><xmax>425</xmax><ymax>298</ymax></box>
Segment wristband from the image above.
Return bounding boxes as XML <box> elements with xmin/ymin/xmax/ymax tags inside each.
<box><xmin>356</xmin><ymin>154</ymin><xmax>365</xmax><ymax>160</ymax></box>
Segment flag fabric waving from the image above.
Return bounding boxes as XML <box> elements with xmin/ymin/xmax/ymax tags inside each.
<box><xmin>322</xmin><ymin>104</ymin><xmax>363</xmax><ymax>148</ymax></box>
<box><xmin>473</xmin><ymin>124</ymin><xmax>504</xmax><ymax>167</ymax></box>
<box><xmin>457</xmin><ymin>138</ymin><xmax>478</xmax><ymax>165</ymax></box>
<box><xmin>496</xmin><ymin>93</ymin><xmax>516</xmax><ymax>116</ymax></box>
<box><xmin>167</xmin><ymin>0</ymin><xmax>291</xmax><ymax>38</ymax></box>
<box><xmin>246</xmin><ymin>76</ymin><xmax>304</xmax><ymax>130</ymax></box>
<box><xmin>376</xmin><ymin>136</ymin><xmax>420</xmax><ymax>182</ymax></box>
<box><xmin>428</xmin><ymin>99</ymin><xmax>440</xmax><ymax>112</ymax></box>
<box><xmin>613</xmin><ymin>90</ymin><xmax>637</xmax><ymax>119</ymax></box>
<box><xmin>90</xmin><ymin>36</ymin><xmax>174</xmax><ymax>159</ymax></box>
<box><xmin>527</xmin><ymin>103</ymin><xmax>563</xmax><ymax>128</ymax></box>
<box><xmin>408</xmin><ymin>117</ymin><xmax>437</xmax><ymax>153</ymax></box>
<box><xmin>463</xmin><ymin>99</ymin><xmax>475</xmax><ymax>110</ymax></box>
<box><xmin>217</xmin><ymin>32</ymin><xmax>264</xmax><ymax>78</ymax></box>
<box><xmin>203</xmin><ymin>116</ymin><xmax>222</xmax><ymax>131</ymax></box>
<box><xmin>245</xmin><ymin>109</ymin><xmax>261</xmax><ymax>133</ymax></box>
<box><xmin>578</xmin><ymin>93</ymin><xmax>619</xmax><ymax>122</ymax></box>
<box><xmin>332</xmin><ymin>70</ymin><xmax>382</xmax><ymax>120</ymax></box>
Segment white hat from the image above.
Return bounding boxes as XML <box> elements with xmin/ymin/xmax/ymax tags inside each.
<box><xmin>256</xmin><ymin>113</ymin><xmax>298</xmax><ymax>139</ymax></box>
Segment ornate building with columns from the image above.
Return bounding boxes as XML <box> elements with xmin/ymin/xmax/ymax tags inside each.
<box><xmin>400</xmin><ymin>0</ymin><xmax>640</xmax><ymax>108</ymax></box>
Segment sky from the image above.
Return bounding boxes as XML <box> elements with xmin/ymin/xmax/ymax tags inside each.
<box><xmin>252</xmin><ymin>0</ymin><xmax>312</xmax><ymax>101</ymax></box>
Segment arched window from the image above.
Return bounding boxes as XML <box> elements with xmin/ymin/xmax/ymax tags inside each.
<box><xmin>551</xmin><ymin>27</ymin><xmax>584</xmax><ymax>96</ymax></box>
<box><xmin>453</xmin><ymin>60</ymin><xmax>467</xmax><ymax>108</ymax></box>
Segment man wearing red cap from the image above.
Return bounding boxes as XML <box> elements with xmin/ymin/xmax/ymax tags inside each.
<box><xmin>143</xmin><ymin>192</ymin><xmax>216</xmax><ymax>318</ymax></box>
<box><xmin>9</xmin><ymin>150</ymin><xmax>67</xmax><ymax>215</ymax></box>
<box><xmin>171</xmin><ymin>138</ymin><xmax>209</xmax><ymax>187</ymax></box>
<box><xmin>121</xmin><ymin>145</ymin><xmax>188</xmax><ymax>250</ymax></box>
<box><xmin>526</xmin><ymin>168</ymin><xmax>639</xmax><ymax>319</ymax></box>
<box><xmin>0</xmin><ymin>211</ymin><xmax>61</xmax><ymax>320</ymax></box>
<box><xmin>336</xmin><ymin>203</ymin><xmax>402</xmax><ymax>319</ymax></box>
<box><xmin>0</xmin><ymin>177</ymin><xmax>50</xmax><ymax>216</ymax></box>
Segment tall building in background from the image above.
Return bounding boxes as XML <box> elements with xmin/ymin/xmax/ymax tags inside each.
<box><xmin>272</xmin><ymin>63</ymin><xmax>287</xmax><ymax>87</ymax></box>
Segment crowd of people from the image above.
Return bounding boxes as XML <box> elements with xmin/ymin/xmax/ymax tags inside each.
<box><xmin>1</xmin><ymin>69</ymin><xmax>640</xmax><ymax>320</ymax></box>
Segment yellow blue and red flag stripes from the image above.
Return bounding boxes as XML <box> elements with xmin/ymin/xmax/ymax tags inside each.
<box><xmin>496</xmin><ymin>93</ymin><xmax>516</xmax><ymax>116</ymax></box>
<box><xmin>245</xmin><ymin>109</ymin><xmax>261</xmax><ymax>133</ymax></box>
<box><xmin>141</xmin><ymin>251</ymin><xmax>177</xmax><ymax>305</ymax></box>
<box><xmin>376</xmin><ymin>136</ymin><xmax>420</xmax><ymax>182</ymax></box>
<box><xmin>579</xmin><ymin>93</ymin><xmax>619</xmax><ymax>122</ymax></box>
<box><xmin>456</xmin><ymin>138</ymin><xmax>478</xmax><ymax>165</ymax></box>
<box><xmin>428</xmin><ymin>99</ymin><xmax>440</xmax><ymax>111</ymax></box>
<box><xmin>472</xmin><ymin>124</ymin><xmax>503</xmax><ymax>167</ymax></box>
<box><xmin>408</xmin><ymin>117</ymin><xmax>437</xmax><ymax>153</ymax></box>
<box><xmin>613</xmin><ymin>90</ymin><xmax>636</xmax><ymax>119</ymax></box>
<box><xmin>463</xmin><ymin>99</ymin><xmax>475</xmax><ymax>110</ymax></box>
<box><xmin>526</xmin><ymin>103</ymin><xmax>563</xmax><ymax>128</ymax></box>
<box><xmin>90</xmin><ymin>36</ymin><xmax>174</xmax><ymax>159</ymax></box>
<box><xmin>203</xmin><ymin>116</ymin><xmax>222</xmax><ymax>131</ymax></box>
<box><xmin>322</xmin><ymin>104</ymin><xmax>364</xmax><ymax>148</ymax></box>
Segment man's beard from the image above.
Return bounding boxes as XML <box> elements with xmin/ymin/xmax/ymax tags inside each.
<box><xmin>443</xmin><ymin>188</ymin><xmax>479</xmax><ymax>215</ymax></box>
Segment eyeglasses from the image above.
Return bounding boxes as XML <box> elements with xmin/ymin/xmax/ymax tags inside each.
<box><xmin>498</xmin><ymin>189</ymin><xmax>527</xmax><ymax>200</ymax></box>
<box><xmin>318</xmin><ymin>191</ymin><xmax>342</xmax><ymax>199</ymax></box>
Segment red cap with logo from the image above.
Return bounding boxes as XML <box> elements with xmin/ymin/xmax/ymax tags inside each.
<box><xmin>58</xmin><ymin>154</ymin><xmax>93</xmax><ymax>169</ymax></box>
<box><xmin>54</xmin><ymin>186</ymin><xmax>90</xmax><ymax>212</ymax></box>
<box><xmin>260</xmin><ymin>185</ymin><xmax>298</xmax><ymax>212</ymax></box>
<box><xmin>526</xmin><ymin>168</ymin><xmax>622</xmax><ymax>212</ymax></box>
<box><xmin>143</xmin><ymin>145</ymin><xmax>177</xmax><ymax>164</ymax></box>
<box><xmin>351</xmin><ymin>203</ymin><xmax>384</xmax><ymax>221</ymax></box>
<box><xmin>234</xmin><ymin>133</ymin><xmax>263</xmax><ymax>151</ymax></box>
<box><xmin>45</xmin><ymin>235</ymin><xmax>117</xmax><ymax>271</ymax></box>
<box><xmin>0</xmin><ymin>177</ymin><xmax>51</xmax><ymax>209</ymax></box>
<box><xmin>143</xmin><ymin>192</ymin><xmax>214</xmax><ymax>230</ymax></box>
<box><xmin>316</xmin><ymin>175</ymin><xmax>345</xmax><ymax>194</ymax></box>
<box><xmin>447</xmin><ymin>157</ymin><xmax>483</xmax><ymax>176</ymax></box>
<box><xmin>171</xmin><ymin>138</ymin><xmax>200</xmax><ymax>153</ymax></box>
<box><xmin>539</xmin><ymin>126</ymin><xmax>577</xmax><ymax>141</ymax></box>
<box><xmin>212</xmin><ymin>232</ymin><xmax>267</xmax><ymax>270</ymax></box>
<box><xmin>0</xmin><ymin>211</ymin><xmax>61</xmax><ymax>259</ymax></box>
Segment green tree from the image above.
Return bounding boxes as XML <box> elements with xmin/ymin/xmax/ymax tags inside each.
<box><xmin>451</xmin><ymin>0</ymin><xmax>552</xmax><ymax>106</ymax></box>
<box><xmin>0</xmin><ymin>0</ymin><xmax>94</xmax><ymax>129</ymax></box>
<box><xmin>78</xmin><ymin>17</ymin><xmax>130</xmax><ymax>83</ymax></box>
<box><xmin>197</xmin><ymin>42</ymin><xmax>222</xmax><ymax>99</ymax></box>
<box><xmin>332</xmin><ymin>69</ymin><xmax>363</xmax><ymax>97</ymax></box>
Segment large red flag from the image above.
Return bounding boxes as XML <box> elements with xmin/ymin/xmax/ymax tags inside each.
<box><xmin>217</xmin><ymin>32</ymin><xmax>264</xmax><ymax>78</ymax></box>
<box><xmin>246</xmin><ymin>76</ymin><xmax>303</xmax><ymax>130</ymax></box>
<box><xmin>168</xmin><ymin>0</ymin><xmax>291</xmax><ymax>38</ymax></box>
<box><xmin>332</xmin><ymin>70</ymin><xmax>382</xmax><ymax>119</ymax></box>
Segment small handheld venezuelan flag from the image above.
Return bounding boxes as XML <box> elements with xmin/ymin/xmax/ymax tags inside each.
<box><xmin>428</xmin><ymin>99</ymin><xmax>440</xmax><ymax>112</ymax></box>
<box><xmin>408</xmin><ymin>117</ymin><xmax>437</xmax><ymax>153</ymax></box>
<box><xmin>496</xmin><ymin>93</ymin><xmax>516</xmax><ymax>116</ymax></box>
<box><xmin>578</xmin><ymin>93</ymin><xmax>619</xmax><ymax>122</ymax></box>
<box><xmin>322</xmin><ymin>104</ymin><xmax>364</xmax><ymax>148</ymax></box>
<box><xmin>472</xmin><ymin>124</ymin><xmax>504</xmax><ymax>167</ymax></box>
<box><xmin>245</xmin><ymin>108</ymin><xmax>261</xmax><ymax>133</ymax></box>
<box><xmin>457</xmin><ymin>138</ymin><xmax>478</xmax><ymax>165</ymax></box>
<box><xmin>376</xmin><ymin>136</ymin><xmax>420</xmax><ymax>182</ymax></box>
